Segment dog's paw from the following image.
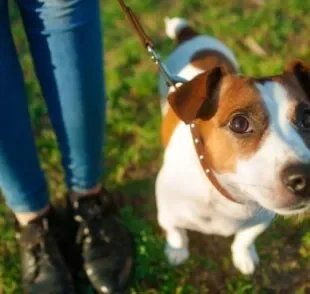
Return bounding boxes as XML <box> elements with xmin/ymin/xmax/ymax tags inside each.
<box><xmin>165</xmin><ymin>242</ymin><xmax>189</xmax><ymax>266</ymax></box>
<box><xmin>231</xmin><ymin>244</ymin><xmax>259</xmax><ymax>275</ymax></box>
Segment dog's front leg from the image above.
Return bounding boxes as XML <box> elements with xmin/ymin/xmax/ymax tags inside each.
<box><xmin>231</xmin><ymin>222</ymin><xmax>269</xmax><ymax>275</ymax></box>
<box><xmin>164</xmin><ymin>227</ymin><xmax>189</xmax><ymax>266</ymax></box>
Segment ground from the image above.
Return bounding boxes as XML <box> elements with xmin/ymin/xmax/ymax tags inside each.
<box><xmin>1</xmin><ymin>0</ymin><xmax>310</xmax><ymax>293</ymax></box>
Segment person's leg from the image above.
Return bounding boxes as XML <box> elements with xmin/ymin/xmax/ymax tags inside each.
<box><xmin>17</xmin><ymin>0</ymin><xmax>105</xmax><ymax>193</ymax></box>
<box><xmin>17</xmin><ymin>0</ymin><xmax>134</xmax><ymax>291</ymax></box>
<box><xmin>0</xmin><ymin>1</ymin><xmax>76</xmax><ymax>292</ymax></box>
<box><xmin>0</xmin><ymin>0</ymin><xmax>49</xmax><ymax>224</ymax></box>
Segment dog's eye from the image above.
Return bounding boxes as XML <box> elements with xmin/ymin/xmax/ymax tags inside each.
<box><xmin>301</xmin><ymin>110</ymin><xmax>310</xmax><ymax>129</ymax></box>
<box><xmin>229</xmin><ymin>115</ymin><xmax>251</xmax><ymax>134</ymax></box>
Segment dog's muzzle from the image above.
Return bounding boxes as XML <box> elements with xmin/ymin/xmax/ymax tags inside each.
<box><xmin>281</xmin><ymin>163</ymin><xmax>310</xmax><ymax>198</ymax></box>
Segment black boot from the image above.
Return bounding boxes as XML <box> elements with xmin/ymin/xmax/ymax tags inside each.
<box><xmin>16</xmin><ymin>208</ymin><xmax>77</xmax><ymax>294</ymax></box>
<box><xmin>69</xmin><ymin>189</ymin><xmax>135</xmax><ymax>293</ymax></box>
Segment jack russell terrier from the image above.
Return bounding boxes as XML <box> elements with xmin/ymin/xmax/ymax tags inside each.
<box><xmin>156</xmin><ymin>17</ymin><xmax>310</xmax><ymax>275</ymax></box>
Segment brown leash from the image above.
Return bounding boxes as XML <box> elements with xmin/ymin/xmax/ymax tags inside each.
<box><xmin>116</xmin><ymin>0</ymin><xmax>186</xmax><ymax>89</ymax></box>
<box><xmin>116</xmin><ymin>0</ymin><xmax>239</xmax><ymax>204</ymax></box>
<box><xmin>116</xmin><ymin>0</ymin><xmax>154</xmax><ymax>49</ymax></box>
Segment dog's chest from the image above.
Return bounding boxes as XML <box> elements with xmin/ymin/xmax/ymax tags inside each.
<box><xmin>177</xmin><ymin>198</ymin><xmax>270</xmax><ymax>236</ymax></box>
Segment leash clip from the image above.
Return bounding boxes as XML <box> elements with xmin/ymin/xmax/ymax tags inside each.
<box><xmin>147</xmin><ymin>46</ymin><xmax>187</xmax><ymax>89</ymax></box>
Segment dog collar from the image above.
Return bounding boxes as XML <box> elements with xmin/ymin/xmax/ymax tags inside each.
<box><xmin>189</xmin><ymin>122</ymin><xmax>241</xmax><ymax>204</ymax></box>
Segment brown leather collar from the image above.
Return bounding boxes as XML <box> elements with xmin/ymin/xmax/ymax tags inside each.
<box><xmin>190</xmin><ymin>122</ymin><xmax>240</xmax><ymax>203</ymax></box>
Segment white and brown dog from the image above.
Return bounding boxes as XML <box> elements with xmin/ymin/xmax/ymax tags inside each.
<box><xmin>156</xmin><ymin>17</ymin><xmax>310</xmax><ymax>275</ymax></box>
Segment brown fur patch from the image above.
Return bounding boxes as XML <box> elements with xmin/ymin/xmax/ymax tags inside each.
<box><xmin>272</xmin><ymin>69</ymin><xmax>310</xmax><ymax>149</ymax></box>
<box><xmin>190</xmin><ymin>50</ymin><xmax>238</xmax><ymax>74</ymax></box>
<box><xmin>197</xmin><ymin>76</ymin><xmax>269</xmax><ymax>173</ymax></box>
<box><xmin>161</xmin><ymin>107</ymin><xmax>181</xmax><ymax>147</ymax></box>
<box><xmin>176</xmin><ymin>26</ymin><xmax>199</xmax><ymax>44</ymax></box>
<box><xmin>162</xmin><ymin>67</ymin><xmax>225</xmax><ymax>148</ymax></box>
<box><xmin>285</xmin><ymin>59</ymin><xmax>310</xmax><ymax>97</ymax></box>
<box><xmin>168</xmin><ymin>68</ymin><xmax>225</xmax><ymax>124</ymax></box>
<box><xmin>161</xmin><ymin>50</ymin><xmax>237</xmax><ymax>148</ymax></box>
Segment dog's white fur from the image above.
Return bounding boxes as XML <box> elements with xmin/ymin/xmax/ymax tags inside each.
<box><xmin>156</xmin><ymin>17</ymin><xmax>310</xmax><ymax>275</ymax></box>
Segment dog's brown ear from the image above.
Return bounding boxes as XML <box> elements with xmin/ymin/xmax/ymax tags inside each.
<box><xmin>168</xmin><ymin>67</ymin><xmax>226</xmax><ymax>124</ymax></box>
<box><xmin>285</xmin><ymin>59</ymin><xmax>310</xmax><ymax>97</ymax></box>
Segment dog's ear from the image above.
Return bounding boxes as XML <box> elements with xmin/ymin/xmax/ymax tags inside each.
<box><xmin>168</xmin><ymin>67</ymin><xmax>226</xmax><ymax>124</ymax></box>
<box><xmin>285</xmin><ymin>59</ymin><xmax>310</xmax><ymax>97</ymax></box>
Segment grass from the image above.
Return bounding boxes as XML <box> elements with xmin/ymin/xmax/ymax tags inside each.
<box><xmin>1</xmin><ymin>0</ymin><xmax>310</xmax><ymax>293</ymax></box>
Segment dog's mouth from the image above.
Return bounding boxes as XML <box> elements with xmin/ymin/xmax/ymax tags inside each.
<box><xmin>274</xmin><ymin>202</ymin><xmax>310</xmax><ymax>215</ymax></box>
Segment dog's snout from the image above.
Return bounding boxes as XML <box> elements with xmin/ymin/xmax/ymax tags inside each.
<box><xmin>282</xmin><ymin>164</ymin><xmax>310</xmax><ymax>197</ymax></box>
<box><xmin>286</xmin><ymin>174</ymin><xmax>306</xmax><ymax>192</ymax></box>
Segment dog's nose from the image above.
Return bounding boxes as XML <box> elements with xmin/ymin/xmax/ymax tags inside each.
<box><xmin>282</xmin><ymin>164</ymin><xmax>310</xmax><ymax>197</ymax></box>
<box><xmin>286</xmin><ymin>174</ymin><xmax>306</xmax><ymax>192</ymax></box>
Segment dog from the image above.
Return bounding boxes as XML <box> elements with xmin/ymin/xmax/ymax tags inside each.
<box><xmin>155</xmin><ymin>17</ymin><xmax>310</xmax><ymax>275</ymax></box>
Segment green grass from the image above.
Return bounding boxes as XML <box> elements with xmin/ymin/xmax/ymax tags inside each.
<box><xmin>1</xmin><ymin>0</ymin><xmax>310</xmax><ymax>293</ymax></box>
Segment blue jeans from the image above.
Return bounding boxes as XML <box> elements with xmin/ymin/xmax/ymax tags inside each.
<box><xmin>0</xmin><ymin>0</ymin><xmax>105</xmax><ymax>213</ymax></box>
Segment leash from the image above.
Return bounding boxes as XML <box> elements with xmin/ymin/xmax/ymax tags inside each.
<box><xmin>116</xmin><ymin>0</ymin><xmax>186</xmax><ymax>89</ymax></box>
<box><xmin>116</xmin><ymin>0</ymin><xmax>239</xmax><ymax>204</ymax></box>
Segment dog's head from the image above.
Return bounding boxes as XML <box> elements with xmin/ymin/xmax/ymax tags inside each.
<box><xmin>168</xmin><ymin>59</ymin><xmax>310</xmax><ymax>215</ymax></box>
